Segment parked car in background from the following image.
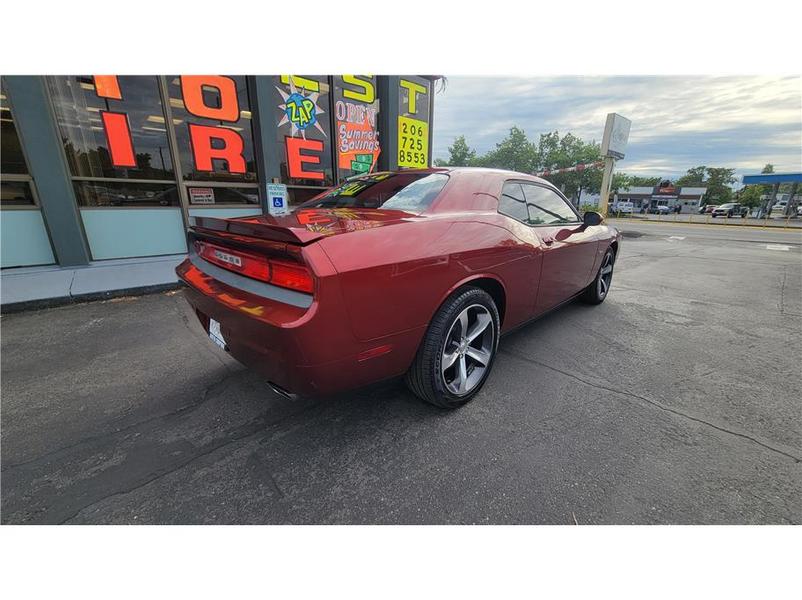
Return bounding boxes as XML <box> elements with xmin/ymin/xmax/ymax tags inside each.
<box><xmin>700</xmin><ymin>204</ymin><xmax>719</xmax><ymax>214</ymax></box>
<box><xmin>770</xmin><ymin>200</ymin><xmax>788</xmax><ymax>217</ymax></box>
<box><xmin>647</xmin><ymin>205</ymin><xmax>670</xmax><ymax>215</ymax></box>
<box><xmin>177</xmin><ymin>167</ymin><xmax>622</xmax><ymax>408</ymax></box>
<box><xmin>711</xmin><ymin>203</ymin><xmax>748</xmax><ymax>218</ymax></box>
<box><xmin>611</xmin><ymin>201</ymin><xmax>634</xmax><ymax>214</ymax></box>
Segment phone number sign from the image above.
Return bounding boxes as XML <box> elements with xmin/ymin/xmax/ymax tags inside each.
<box><xmin>397</xmin><ymin>116</ymin><xmax>429</xmax><ymax>167</ymax></box>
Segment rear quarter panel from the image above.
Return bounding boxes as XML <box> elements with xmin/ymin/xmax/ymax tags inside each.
<box><xmin>319</xmin><ymin>216</ymin><xmax>540</xmax><ymax>341</ymax></box>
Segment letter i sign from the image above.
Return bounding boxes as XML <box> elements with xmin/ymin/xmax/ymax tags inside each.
<box><xmin>93</xmin><ymin>76</ymin><xmax>137</xmax><ymax>168</ymax></box>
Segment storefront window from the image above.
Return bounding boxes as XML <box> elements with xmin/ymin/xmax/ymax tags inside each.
<box><xmin>186</xmin><ymin>185</ymin><xmax>259</xmax><ymax>206</ymax></box>
<box><xmin>332</xmin><ymin>76</ymin><xmax>380</xmax><ymax>181</ymax></box>
<box><xmin>1</xmin><ymin>80</ymin><xmax>29</xmax><ymax>176</ymax></box>
<box><xmin>47</xmin><ymin>76</ymin><xmax>174</xmax><ymax>180</ymax></box>
<box><xmin>166</xmin><ymin>76</ymin><xmax>258</xmax><ymax>183</ymax></box>
<box><xmin>273</xmin><ymin>75</ymin><xmax>335</xmax><ymax>188</ymax></box>
<box><xmin>1</xmin><ymin>181</ymin><xmax>36</xmax><ymax>206</ymax></box>
<box><xmin>1</xmin><ymin>78</ymin><xmax>37</xmax><ymax>207</ymax></box>
<box><xmin>73</xmin><ymin>181</ymin><xmax>180</xmax><ymax>207</ymax></box>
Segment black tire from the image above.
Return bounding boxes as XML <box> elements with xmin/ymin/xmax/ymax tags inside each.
<box><xmin>581</xmin><ymin>247</ymin><xmax>616</xmax><ymax>305</ymax></box>
<box><xmin>405</xmin><ymin>286</ymin><xmax>500</xmax><ymax>409</ymax></box>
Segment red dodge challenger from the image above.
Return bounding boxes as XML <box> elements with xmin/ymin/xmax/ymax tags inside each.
<box><xmin>177</xmin><ymin>167</ymin><xmax>621</xmax><ymax>408</ymax></box>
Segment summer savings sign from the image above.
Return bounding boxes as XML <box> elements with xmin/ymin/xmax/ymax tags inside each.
<box><xmin>334</xmin><ymin>76</ymin><xmax>380</xmax><ymax>175</ymax></box>
<box><xmin>276</xmin><ymin>75</ymin><xmax>381</xmax><ymax>181</ymax></box>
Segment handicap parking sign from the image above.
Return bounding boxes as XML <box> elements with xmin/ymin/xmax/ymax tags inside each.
<box><xmin>266</xmin><ymin>183</ymin><xmax>289</xmax><ymax>216</ymax></box>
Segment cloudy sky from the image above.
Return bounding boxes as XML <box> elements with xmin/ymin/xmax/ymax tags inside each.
<box><xmin>431</xmin><ymin>76</ymin><xmax>801</xmax><ymax>184</ymax></box>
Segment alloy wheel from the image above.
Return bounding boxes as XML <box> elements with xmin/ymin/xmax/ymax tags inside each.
<box><xmin>441</xmin><ymin>304</ymin><xmax>495</xmax><ymax>396</ymax></box>
<box><xmin>597</xmin><ymin>251</ymin><xmax>614</xmax><ymax>298</ymax></box>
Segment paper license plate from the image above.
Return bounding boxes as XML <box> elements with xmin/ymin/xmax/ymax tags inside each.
<box><xmin>209</xmin><ymin>318</ymin><xmax>226</xmax><ymax>350</ymax></box>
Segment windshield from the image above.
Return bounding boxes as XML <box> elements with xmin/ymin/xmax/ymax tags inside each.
<box><xmin>719</xmin><ymin>203</ymin><xmax>735</xmax><ymax>208</ymax></box>
<box><xmin>300</xmin><ymin>173</ymin><xmax>449</xmax><ymax>213</ymax></box>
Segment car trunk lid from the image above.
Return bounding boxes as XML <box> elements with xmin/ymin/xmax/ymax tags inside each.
<box><xmin>191</xmin><ymin>208</ymin><xmax>419</xmax><ymax>245</ymax></box>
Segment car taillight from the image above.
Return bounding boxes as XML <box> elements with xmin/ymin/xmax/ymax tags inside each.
<box><xmin>268</xmin><ymin>259</ymin><xmax>314</xmax><ymax>293</ymax></box>
<box><xmin>194</xmin><ymin>240</ymin><xmax>314</xmax><ymax>294</ymax></box>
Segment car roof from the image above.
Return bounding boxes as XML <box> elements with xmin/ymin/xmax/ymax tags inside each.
<box><xmin>372</xmin><ymin>166</ymin><xmax>557</xmax><ymax>189</ymax></box>
<box><xmin>443</xmin><ymin>166</ymin><xmax>554</xmax><ymax>184</ymax></box>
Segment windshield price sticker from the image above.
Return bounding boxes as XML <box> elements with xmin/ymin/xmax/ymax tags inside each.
<box><xmin>397</xmin><ymin>116</ymin><xmax>428</xmax><ymax>167</ymax></box>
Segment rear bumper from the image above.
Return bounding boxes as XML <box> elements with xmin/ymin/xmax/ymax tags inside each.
<box><xmin>176</xmin><ymin>258</ymin><xmax>424</xmax><ymax>397</ymax></box>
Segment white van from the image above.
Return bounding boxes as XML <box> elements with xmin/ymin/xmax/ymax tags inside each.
<box><xmin>612</xmin><ymin>201</ymin><xmax>634</xmax><ymax>214</ymax></box>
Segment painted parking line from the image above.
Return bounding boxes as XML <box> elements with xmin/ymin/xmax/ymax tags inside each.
<box><xmin>766</xmin><ymin>244</ymin><xmax>791</xmax><ymax>251</ymax></box>
<box><xmin>668</xmin><ymin>236</ymin><xmax>686</xmax><ymax>241</ymax></box>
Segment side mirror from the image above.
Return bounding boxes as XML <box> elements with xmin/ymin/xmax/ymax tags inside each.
<box><xmin>583</xmin><ymin>211</ymin><xmax>603</xmax><ymax>226</ymax></box>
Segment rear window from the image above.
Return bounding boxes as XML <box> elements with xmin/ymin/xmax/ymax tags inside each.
<box><xmin>299</xmin><ymin>172</ymin><xmax>449</xmax><ymax>213</ymax></box>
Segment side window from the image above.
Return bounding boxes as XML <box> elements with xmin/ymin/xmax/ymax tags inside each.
<box><xmin>523</xmin><ymin>184</ymin><xmax>579</xmax><ymax>225</ymax></box>
<box><xmin>498</xmin><ymin>182</ymin><xmax>528</xmax><ymax>223</ymax></box>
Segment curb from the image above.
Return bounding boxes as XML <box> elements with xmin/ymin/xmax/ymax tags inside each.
<box><xmin>1</xmin><ymin>282</ymin><xmax>183</xmax><ymax>315</ymax></box>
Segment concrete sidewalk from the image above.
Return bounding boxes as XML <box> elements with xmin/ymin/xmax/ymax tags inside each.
<box><xmin>0</xmin><ymin>254</ymin><xmax>185</xmax><ymax>310</ymax></box>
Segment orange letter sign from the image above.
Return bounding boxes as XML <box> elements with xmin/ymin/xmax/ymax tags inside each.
<box><xmin>181</xmin><ymin>76</ymin><xmax>240</xmax><ymax>123</ymax></box>
<box><xmin>93</xmin><ymin>76</ymin><xmax>136</xmax><ymax>168</ymax></box>
<box><xmin>100</xmin><ymin>111</ymin><xmax>137</xmax><ymax>167</ymax></box>
<box><xmin>93</xmin><ymin>75</ymin><xmax>122</xmax><ymax>100</ymax></box>
<box><xmin>188</xmin><ymin>124</ymin><xmax>246</xmax><ymax>173</ymax></box>
<box><xmin>286</xmin><ymin>137</ymin><xmax>325</xmax><ymax>180</ymax></box>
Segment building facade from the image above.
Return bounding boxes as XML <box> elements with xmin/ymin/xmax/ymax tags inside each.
<box><xmin>614</xmin><ymin>181</ymin><xmax>707</xmax><ymax>213</ymax></box>
<box><xmin>1</xmin><ymin>75</ymin><xmax>437</xmax><ymax>269</ymax></box>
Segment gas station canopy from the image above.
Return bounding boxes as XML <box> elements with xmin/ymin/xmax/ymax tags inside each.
<box><xmin>742</xmin><ymin>172</ymin><xmax>802</xmax><ymax>185</ymax></box>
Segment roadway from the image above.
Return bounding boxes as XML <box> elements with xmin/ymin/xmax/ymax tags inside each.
<box><xmin>608</xmin><ymin>217</ymin><xmax>802</xmax><ymax>245</ymax></box>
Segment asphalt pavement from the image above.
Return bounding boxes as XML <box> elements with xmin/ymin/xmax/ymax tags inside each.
<box><xmin>611</xmin><ymin>212</ymin><xmax>802</xmax><ymax>229</ymax></box>
<box><xmin>2</xmin><ymin>223</ymin><xmax>800</xmax><ymax>524</ymax></box>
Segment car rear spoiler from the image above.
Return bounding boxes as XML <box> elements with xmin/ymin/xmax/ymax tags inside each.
<box><xmin>189</xmin><ymin>215</ymin><xmax>325</xmax><ymax>245</ymax></box>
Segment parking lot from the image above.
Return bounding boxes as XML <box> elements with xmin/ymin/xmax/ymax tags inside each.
<box><xmin>2</xmin><ymin>221</ymin><xmax>800</xmax><ymax>524</ymax></box>
<box><xmin>614</xmin><ymin>212</ymin><xmax>802</xmax><ymax>228</ymax></box>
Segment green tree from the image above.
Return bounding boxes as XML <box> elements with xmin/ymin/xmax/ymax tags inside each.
<box><xmin>676</xmin><ymin>166</ymin><xmax>707</xmax><ymax>187</ymax></box>
<box><xmin>739</xmin><ymin>185</ymin><xmax>763</xmax><ymax>208</ymax></box>
<box><xmin>435</xmin><ymin>135</ymin><xmax>476</xmax><ymax>167</ymax></box>
<box><xmin>675</xmin><ymin>166</ymin><xmax>737</xmax><ymax>203</ymax></box>
<box><xmin>472</xmin><ymin>126</ymin><xmax>537</xmax><ymax>173</ymax></box>
<box><xmin>535</xmin><ymin>131</ymin><xmax>603</xmax><ymax>201</ymax></box>
<box><xmin>703</xmin><ymin>167</ymin><xmax>737</xmax><ymax>203</ymax></box>
<box><xmin>737</xmin><ymin>163</ymin><xmax>776</xmax><ymax>208</ymax></box>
